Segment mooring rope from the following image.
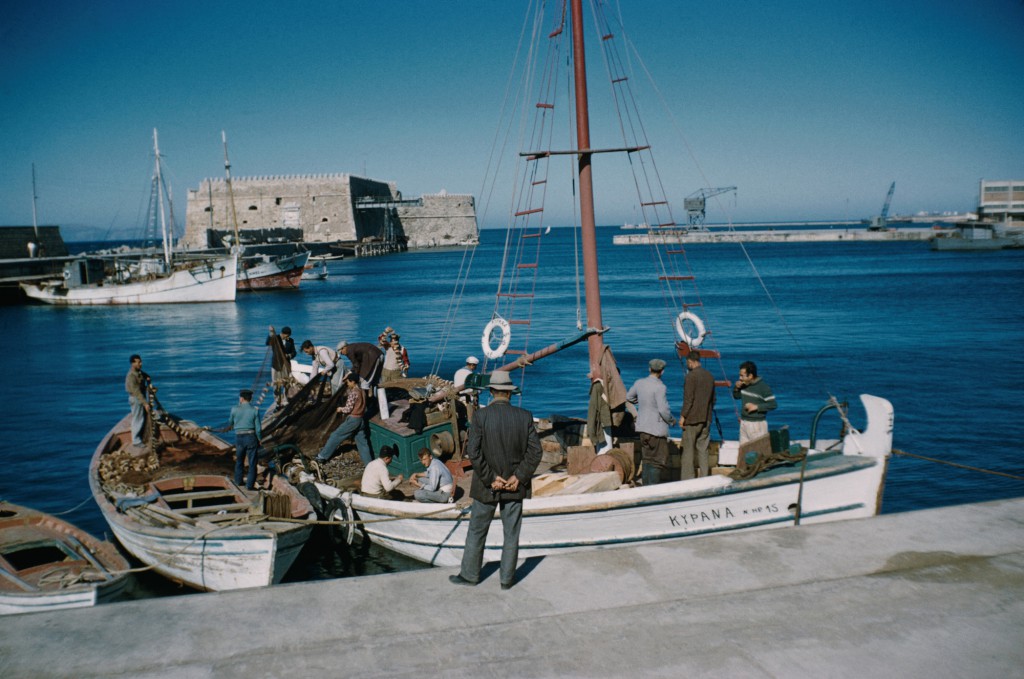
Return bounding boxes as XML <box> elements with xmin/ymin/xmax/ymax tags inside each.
<box><xmin>892</xmin><ymin>449</ymin><xmax>1024</xmax><ymax>481</ymax></box>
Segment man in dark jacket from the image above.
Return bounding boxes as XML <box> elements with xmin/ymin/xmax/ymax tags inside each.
<box><xmin>681</xmin><ymin>352</ymin><xmax>716</xmax><ymax>478</ymax></box>
<box><xmin>336</xmin><ymin>340</ymin><xmax>384</xmax><ymax>391</ymax></box>
<box><xmin>449</xmin><ymin>371</ymin><xmax>542</xmax><ymax>590</ymax></box>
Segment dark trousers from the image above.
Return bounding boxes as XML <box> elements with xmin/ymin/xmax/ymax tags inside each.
<box><xmin>234</xmin><ymin>433</ymin><xmax>259</xmax><ymax>489</ymax></box>
<box><xmin>459</xmin><ymin>498</ymin><xmax>523</xmax><ymax>586</ymax></box>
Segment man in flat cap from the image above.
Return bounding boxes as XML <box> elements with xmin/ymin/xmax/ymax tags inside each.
<box><xmin>227</xmin><ymin>388</ymin><xmax>262</xmax><ymax>490</ymax></box>
<box><xmin>627</xmin><ymin>358</ymin><xmax>676</xmax><ymax>486</ymax></box>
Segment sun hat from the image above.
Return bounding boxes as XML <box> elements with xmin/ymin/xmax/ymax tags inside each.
<box><xmin>488</xmin><ymin>371</ymin><xmax>517</xmax><ymax>391</ymax></box>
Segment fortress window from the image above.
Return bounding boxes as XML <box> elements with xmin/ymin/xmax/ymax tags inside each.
<box><xmin>321</xmin><ymin>217</ymin><xmax>329</xmax><ymax>222</ymax></box>
<box><xmin>275</xmin><ymin>197</ymin><xmax>282</xmax><ymax>205</ymax></box>
<box><xmin>204</xmin><ymin>206</ymin><xmax>212</xmax><ymax>212</ymax></box>
<box><xmin>248</xmin><ymin>205</ymin><xmax>258</xmax><ymax>211</ymax></box>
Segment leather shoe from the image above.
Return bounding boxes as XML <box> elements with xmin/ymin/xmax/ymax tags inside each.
<box><xmin>448</xmin><ymin>574</ymin><xmax>477</xmax><ymax>587</ymax></box>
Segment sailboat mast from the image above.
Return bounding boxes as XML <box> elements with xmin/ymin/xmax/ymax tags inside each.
<box><xmin>222</xmin><ymin>131</ymin><xmax>241</xmax><ymax>251</ymax></box>
<box><xmin>30</xmin><ymin>164</ymin><xmax>39</xmax><ymax>240</ymax></box>
<box><xmin>571</xmin><ymin>0</ymin><xmax>605</xmax><ymax>372</ymax></box>
<box><xmin>153</xmin><ymin>129</ymin><xmax>172</xmax><ymax>267</ymax></box>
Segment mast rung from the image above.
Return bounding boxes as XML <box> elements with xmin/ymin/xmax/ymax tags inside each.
<box><xmin>536</xmin><ymin>103</ymin><xmax>554</xmax><ymax>109</ymax></box>
<box><xmin>532</xmin><ymin>180</ymin><xmax>547</xmax><ymax>186</ymax></box>
<box><xmin>641</xmin><ymin>201</ymin><xmax>668</xmax><ymax>207</ymax></box>
<box><xmin>517</xmin><ymin>263</ymin><xmax>537</xmax><ymax>269</ymax></box>
<box><xmin>508</xmin><ymin>320</ymin><xmax>531</xmax><ymax>325</ymax></box>
<box><xmin>682</xmin><ymin>302</ymin><xmax>703</xmax><ymax>309</ymax></box>
<box><xmin>656</xmin><ymin>222</ymin><xmax>677</xmax><ymax>227</ymax></box>
<box><xmin>521</xmin><ymin>232</ymin><xmax>542</xmax><ymax>239</ymax></box>
<box><xmin>658</xmin><ymin>275</ymin><xmax>695</xmax><ymax>281</ymax></box>
<box><xmin>666</xmin><ymin>249</ymin><xmax>685</xmax><ymax>254</ymax></box>
<box><xmin>714</xmin><ymin>380</ymin><xmax>731</xmax><ymax>388</ymax></box>
<box><xmin>515</xmin><ymin>208</ymin><xmax>544</xmax><ymax>217</ymax></box>
<box><xmin>602</xmin><ymin>33</ymin><xmax>615</xmax><ymax>41</ymax></box>
<box><xmin>611</xmin><ymin>77</ymin><xmax>628</xmax><ymax>83</ymax></box>
<box><xmin>497</xmin><ymin>293</ymin><xmax>534</xmax><ymax>298</ymax></box>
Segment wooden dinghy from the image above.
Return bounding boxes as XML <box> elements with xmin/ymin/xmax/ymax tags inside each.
<box><xmin>89</xmin><ymin>413</ymin><xmax>315</xmax><ymax>592</ymax></box>
<box><xmin>0</xmin><ymin>502</ymin><xmax>130</xmax><ymax>615</ymax></box>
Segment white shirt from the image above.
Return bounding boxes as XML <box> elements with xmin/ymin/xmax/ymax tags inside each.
<box><xmin>454</xmin><ymin>367</ymin><xmax>475</xmax><ymax>392</ymax></box>
<box><xmin>361</xmin><ymin>458</ymin><xmax>400</xmax><ymax>495</ymax></box>
<box><xmin>312</xmin><ymin>346</ymin><xmax>337</xmax><ymax>377</ymax></box>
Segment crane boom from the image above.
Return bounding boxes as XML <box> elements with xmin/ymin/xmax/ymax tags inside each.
<box><xmin>683</xmin><ymin>186</ymin><xmax>737</xmax><ymax>228</ymax></box>
<box><xmin>868</xmin><ymin>181</ymin><xmax>896</xmax><ymax>230</ymax></box>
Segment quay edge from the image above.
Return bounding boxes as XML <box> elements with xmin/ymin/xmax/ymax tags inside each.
<box><xmin>2</xmin><ymin>497</ymin><xmax>1021</xmax><ymax>678</ymax></box>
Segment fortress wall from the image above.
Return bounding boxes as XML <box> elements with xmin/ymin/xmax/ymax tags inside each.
<box><xmin>184</xmin><ymin>175</ymin><xmax>477</xmax><ymax>250</ymax></box>
<box><xmin>397</xmin><ymin>193</ymin><xmax>479</xmax><ymax>248</ymax></box>
<box><xmin>183</xmin><ymin>174</ymin><xmax>397</xmax><ymax>249</ymax></box>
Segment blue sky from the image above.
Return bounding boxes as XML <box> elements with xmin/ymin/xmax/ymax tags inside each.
<box><xmin>1</xmin><ymin>0</ymin><xmax>1021</xmax><ymax>240</ymax></box>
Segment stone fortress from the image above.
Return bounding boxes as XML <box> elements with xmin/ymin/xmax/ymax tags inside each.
<box><xmin>181</xmin><ymin>173</ymin><xmax>478</xmax><ymax>253</ymax></box>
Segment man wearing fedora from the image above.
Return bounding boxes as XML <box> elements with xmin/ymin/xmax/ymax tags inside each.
<box><xmin>450</xmin><ymin>370</ymin><xmax>541</xmax><ymax>590</ymax></box>
<box><xmin>227</xmin><ymin>388</ymin><xmax>262</xmax><ymax>490</ymax></box>
<box><xmin>627</xmin><ymin>358</ymin><xmax>677</xmax><ymax>486</ymax></box>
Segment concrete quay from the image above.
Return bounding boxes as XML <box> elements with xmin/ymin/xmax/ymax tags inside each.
<box><xmin>3</xmin><ymin>498</ymin><xmax>1021</xmax><ymax>679</ymax></box>
<box><xmin>613</xmin><ymin>226</ymin><xmax>939</xmax><ymax>245</ymax></box>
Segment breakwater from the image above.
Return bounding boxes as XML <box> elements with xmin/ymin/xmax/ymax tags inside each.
<box><xmin>614</xmin><ymin>226</ymin><xmax>939</xmax><ymax>245</ymax></box>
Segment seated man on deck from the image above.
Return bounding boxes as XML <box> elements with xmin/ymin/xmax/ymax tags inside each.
<box><xmin>360</xmin><ymin>446</ymin><xmax>404</xmax><ymax>500</ymax></box>
<box><xmin>410</xmin><ymin>448</ymin><xmax>455</xmax><ymax>503</ymax></box>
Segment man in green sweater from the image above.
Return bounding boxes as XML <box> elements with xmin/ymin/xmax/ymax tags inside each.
<box><xmin>732</xmin><ymin>361</ymin><xmax>777</xmax><ymax>445</ymax></box>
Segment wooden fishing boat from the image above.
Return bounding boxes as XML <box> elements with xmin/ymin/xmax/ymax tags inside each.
<box><xmin>0</xmin><ymin>502</ymin><xmax>130</xmax><ymax>615</ymax></box>
<box><xmin>237</xmin><ymin>250</ymin><xmax>310</xmax><ymax>290</ymax></box>
<box><xmin>89</xmin><ymin>412</ymin><xmax>315</xmax><ymax>591</ymax></box>
<box><xmin>282</xmin><ymin>0</ymin><xmax>895</xmax><ymax>569</ymax></box>
<box><xmin>20</xmin><ymin>130</ymin><xmax>237</xmax><ymax>305</ymax></box>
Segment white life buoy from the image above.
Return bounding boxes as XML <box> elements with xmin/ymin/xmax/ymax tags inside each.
<box><xmin>482</xmin><ymin>317</ymin><xmax>512</xmax><ymax>359</ymax></box>
<box><xmin>674</xmin><ymin>311</ymin><xmax>707</xmax><ymax>347</ymax></box>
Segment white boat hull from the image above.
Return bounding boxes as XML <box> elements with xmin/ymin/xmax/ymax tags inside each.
<box><xmin>335</xmin><ymin>395</ymin><xmax>893</xmax><ymax>568</ymax></box>
<box><xmin>0</xmin><ymin>575</ymin><xmax>128</xmax><ymax>616</ymax></box>
<box><xmin>103</xmin><ymin>520</ymin><xmax>310</xmax><ymax>591</ymax></box>
<box><xmin>21</xmin><ymin>255</ymin><xmax>237</xmax><ymax>305</ymax></box>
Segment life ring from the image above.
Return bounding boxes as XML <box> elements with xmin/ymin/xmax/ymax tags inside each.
<box><xmin>674</xmin><ymin>311</ymin><xmax>706</xmax><ymax>347</ymax></box>
<box><xmin>482</xmin><ymin>317</ymin><xmax>512</xmax><ymax>359</ymax></box>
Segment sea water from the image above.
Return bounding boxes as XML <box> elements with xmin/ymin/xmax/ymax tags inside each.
<box><xmin>1</xmin><ymin>226</ymin><xmax>1021</xmax><ymax>594</ymax></box>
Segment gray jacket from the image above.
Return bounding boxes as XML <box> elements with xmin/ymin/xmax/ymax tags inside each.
<box><xmin>627</xmin><ymin>374</ymin><xmax>675</xmax><ymax>437</ymax></box>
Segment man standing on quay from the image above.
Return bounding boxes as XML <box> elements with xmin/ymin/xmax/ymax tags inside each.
<box><xmin>449</xmin><ymin>371</ymin><xmax>541</xmax><ymax>590</ymax></box>
<box><xmin>627</xmin><ymin>358</ymin><xmax>676</xmax><ymax>486</ymax></box>
<box><xmin>680</xmin><ymin>352</ymin><xmax>716</xmax><ymax>478</ymax></box>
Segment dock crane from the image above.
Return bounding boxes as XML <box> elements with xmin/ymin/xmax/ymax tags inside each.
<box><xmin>683</xmin><ymin>186</ymin><xmax>737</xmax><ymax>228</ymax></box>
<box><xmin>868</xmin><ymin>181</ymin><xmax>895</xmax><ymax>231</ymax></box>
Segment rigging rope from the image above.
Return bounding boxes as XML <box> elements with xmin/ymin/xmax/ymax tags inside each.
<box><xmin>892</xmin><ymin>449</ymin><xmax>1024</xmax><ymax>481</ymax></box>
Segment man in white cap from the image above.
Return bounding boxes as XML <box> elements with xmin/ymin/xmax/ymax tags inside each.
<box><xmin>453</xmin><ymin>356</ymin><xmax>480</xmax><ymax>402</ymax></box>
<box><xmin>626</xmin><ymin>358</ymin><xmax>676</xmax><ymax>486</ymax></box>
<box><xmin>449</xmin><ymin>370</ymin><xmax>541</xmax><ymax>590</ymax></box>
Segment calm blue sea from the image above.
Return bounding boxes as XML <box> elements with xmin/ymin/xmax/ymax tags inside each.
<box><xmin>1</xmin><ymin>226</ymin><xmax>1022</xmax><ymax>590</ymax></box>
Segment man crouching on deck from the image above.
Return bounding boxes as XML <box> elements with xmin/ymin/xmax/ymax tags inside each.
<box><xmin>449</xmin><ymin>371</ymin><xmax>541</xmax><ymax>591</ymax></box>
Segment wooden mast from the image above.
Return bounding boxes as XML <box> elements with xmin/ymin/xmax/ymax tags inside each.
<box><xmin>153</xmin><ymin>129</ymin><xmax>172</xmax><ymax>268</ymax></box>
<box><xmin>221</xmin><ymin>130</ymin><xmax>241</xmax><ymax>252</ymax></box>
<box><xmin>571</xmin><ymin>0</ymin><xmax>605</xmax><ymax>373</ymax></box>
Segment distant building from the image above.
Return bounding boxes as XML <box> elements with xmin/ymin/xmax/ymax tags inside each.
<box><xmin>181</xmin><ymin>173</ymin><xmax>478</xmax><ymax>251</ymax></box>
<box><xmin>978</xmin><ymin>179</ymin><xmax>1024</xmax><ymax>222</ymax></box>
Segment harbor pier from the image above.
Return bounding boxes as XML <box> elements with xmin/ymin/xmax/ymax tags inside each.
<box><xmin>614</xmin><ymin>226</ymin><xmax>941</xmax><ymax>245</ymax></box>
<box><xmin>2</xmin><ymin>497</ymin><xmax>1021</xmax><ymax>677</ymax></box>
